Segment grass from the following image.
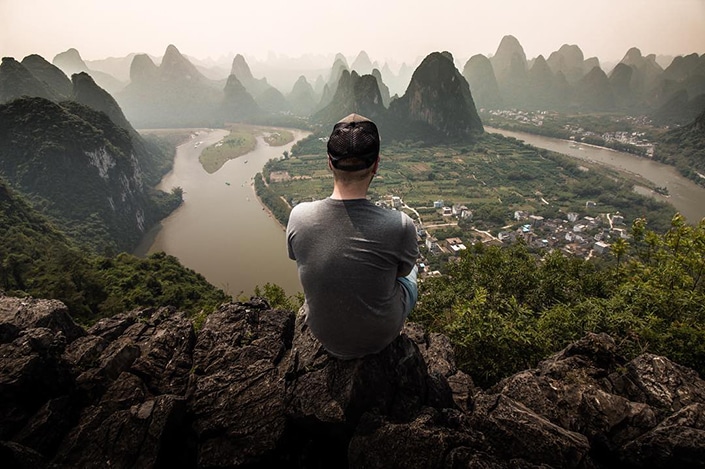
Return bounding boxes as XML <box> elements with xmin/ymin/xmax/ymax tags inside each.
<box><xmin>200</xmin><ymin>130</ymin><xmax>256</xmax><ymax>173</ymax></box>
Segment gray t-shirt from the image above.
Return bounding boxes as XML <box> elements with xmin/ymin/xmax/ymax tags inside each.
<box><xmin>286</xmin><ymin>197</ymin><xmax>418</xmax><ymax>359</ymax></box>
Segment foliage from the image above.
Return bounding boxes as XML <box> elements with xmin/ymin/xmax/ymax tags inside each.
<box><xmin>94</xmin><ymin>252</ymin><xmax>230</xmax><ymax>321</ymax></box>
<box><xmin>655</xmin><ymin>112</ymin><xmax>705</xmax><ymax>188</ymax></box>
<box><xmin>412</xmin><ymin>214</ymin><xmax>705</xmax><ymax>388</ymax></box>
<box><xmin>262</xmin><ymin>129</ymin><xmax>294</xmax><ymax>146</ymax></box>
<box><xmin>482</xmin><ymin>108</ymin><xmax>705</xmax><ymax>189</ymax></box>
<box><xmin>254</xmin><ymin>283</ymin><xmax>304</xmax><ymax>312</ymax></box>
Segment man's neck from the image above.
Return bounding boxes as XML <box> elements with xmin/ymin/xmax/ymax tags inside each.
<box><xmin>330</xmin><ymin>182</ymin><xmax>369</xmax><ymax>200</ymax></box>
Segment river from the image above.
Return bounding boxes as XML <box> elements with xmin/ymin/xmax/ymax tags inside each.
<box><xmin>486</xmin><ymin>127</ymin><xmax>705</xmax><ymax>224</ymax></box>
<box><xmin>135</xmin><ymin>128</ymin><xmax>309</xmax><ymax>297</ymax></box>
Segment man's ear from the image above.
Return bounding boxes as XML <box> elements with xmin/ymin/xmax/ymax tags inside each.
<box><xmin>372</xmin><ymin>157</ymin><xmax>380</xmax><ymax>174</ymax></box>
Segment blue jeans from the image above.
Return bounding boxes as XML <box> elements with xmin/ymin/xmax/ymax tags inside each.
<box><xmin>397</xmin><ymin>264</ymin><xmax>419</xmax><ymax>319</ymax></box>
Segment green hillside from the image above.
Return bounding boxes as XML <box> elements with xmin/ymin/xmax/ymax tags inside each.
<box><xmin>0</xmin><ymin>179</ymin><xmax>229</xmax><ymax>324</ymax></box>
<box><xmin>0</xmin><ymin>97</ymin><xmax>181</xmax><ymax>253</ymax></box>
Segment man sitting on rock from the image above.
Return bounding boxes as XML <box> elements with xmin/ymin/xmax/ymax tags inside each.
<box><xmin>286</xmin><ymin>113</ymin><xmax>419</xmax><ymax>359</ymax></box>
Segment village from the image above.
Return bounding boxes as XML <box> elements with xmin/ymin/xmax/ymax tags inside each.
<box><xmin>375</xmin><ymin>194</ymin><xmax>626</xmax><ymax>277</ymax></box>
<box><xmin>484</xmin><ymin>109</ymin><xmax>655</xmax><ymax>156</ymax></box>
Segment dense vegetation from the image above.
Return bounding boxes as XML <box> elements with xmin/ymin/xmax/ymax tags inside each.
<box><xmin>412</xmin><ymin>214</ymin><xmax>705</xmax><ymax>388</ymax></box>
<box><xmin>0</xmin><ymin>97</ymin><xmax>183</xmax><ymax>253</ymax></box>
<box><xmin>655</xmin><ymin>109</ymin><xmax>705</xmax><ymax>186</ymax></box>
<box><xmin>1</xmin><ymin>174</ymin><xmax>228</xmax><ymax>325</ymax></box>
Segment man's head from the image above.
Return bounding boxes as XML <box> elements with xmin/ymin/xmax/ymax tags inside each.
<box><xmin>327</xmin><ymin>113</ymin><xmax>380</xmax><ymax>172</ymax></box>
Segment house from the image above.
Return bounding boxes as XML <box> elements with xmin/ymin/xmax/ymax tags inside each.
<box><xmin>452</xmin><ymin>204</ymin><xmax>468</xmax><ymax>217</ymax></box>
<box><xmin>460</xmin><ymin>208</ymin><xmax>473</xmax><ymax>220</ymax></box>
<box><xmin>594</xmin><ymin>241</ymin><xmax>611</xmax><ymax>255</ymax></box>
<box><xmin>499</xmin><ymin>231</ymin><xmax>516</xmax><ymax>243</ymax></box>
<box><xmin>425</xmin><ymin>236</ymin><xmax>445</xmax><ymax>255</ymax></box>
<box><xmin>567</xmin><ymin>212</ymin><xmax>580</xmax><ymax>223</ymax></box>
<box><xmin>529</xmin><ymin>215</ymin><xmax>544</xmax><ymax>227</ymax></box>
<box><xmin>433</xmin><ymin>200</ymin><xmax>444</xmax><ymax>209</ymax></box>
<box><xmin>514</xmin><ymin>210</ymin><xmax>528</xmax><ymax>221</ymax></box>
<box><xmin>392</xmin><ymin>196</ymin><xmax>402</xmax><ymax>209</ymax></box>
<box><xmin>442</xmin><ymin>207</ymin><xmax>453</xmax><ymax>217</ymax></box>
<box><xmin>611</xmin><ymin>227</ymin><xmax>628</xmax><ymax>239</ymax></box>
<box><xmin>446</xmin><ymin>237</ymin><xmax>467</xmax><ymax>255</ymax></box>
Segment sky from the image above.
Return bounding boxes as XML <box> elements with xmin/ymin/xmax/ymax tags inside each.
<box><xmin>2</xmin><ymin>0</ymin><xmax>704</xmax><ymax>67</ymax></box>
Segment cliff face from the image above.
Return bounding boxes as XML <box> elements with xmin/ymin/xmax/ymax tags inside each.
<box><xmin>2</xmin><ymin>294</ymin><xmax>704</xmax><ymax>468</ymax></box>
<box><xmin>0</xmin><ymin>96</ymin><xmax>176</xmax><ymax>253</ymax></box>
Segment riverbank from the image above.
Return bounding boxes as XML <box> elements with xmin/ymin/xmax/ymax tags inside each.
<box><xmin>253</xmin><ymin>181</ymin><xmax>286</xmax><ymax>231</ymax></box>
<box><xmin>486</xmin><ymin>127</ymin><xmax>705</xmax><ymax>224</ymax></box>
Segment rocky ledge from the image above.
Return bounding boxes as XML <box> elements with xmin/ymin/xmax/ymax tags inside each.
<box><xmin>1</xmin><ymin>294</ymin><xmax>704</xmax><ymax>468</ymax></box>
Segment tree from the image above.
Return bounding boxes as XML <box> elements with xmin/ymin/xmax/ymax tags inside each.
<box><xmin>611</xmin><ymin>238</ymin><xmax>628</xmax><ymax>266</ymax></box>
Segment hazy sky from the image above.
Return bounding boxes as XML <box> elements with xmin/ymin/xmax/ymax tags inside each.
<box><xmin>2</xmin><ymin>0</ymin><xmax>704</xmax><ymax>65</ymax></box>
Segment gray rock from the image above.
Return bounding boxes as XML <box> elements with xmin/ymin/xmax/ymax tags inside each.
<box><xmin>0</xmin><ymin>296</ymin><xmax>85</xmax><ymax>342</ymax></box>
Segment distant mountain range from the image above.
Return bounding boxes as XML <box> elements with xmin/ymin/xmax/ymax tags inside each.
<box><xmin>1</xmin><ymin>44</ymin><xmax>485</xmax><ymax>139</ymax></box>
<box><xmin>464</xmin><ymin>35</ymin><xmax>705</xmax><ymax>124</ymax></box>
<box><xmin>2</xmin><ymin>36</ymin><xmax>705</xmax><ymax>133</ymax></box>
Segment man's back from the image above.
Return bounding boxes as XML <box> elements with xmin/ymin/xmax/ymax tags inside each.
<box><xmin>287</xmin><ymin>197</ymin><xmax>418</xmax><ymax>358</ymax></box>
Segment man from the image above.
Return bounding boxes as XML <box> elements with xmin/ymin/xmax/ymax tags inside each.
<box><xmin>286</xmin><ymin>113</ymin><xmax>419</xmax><ymax>359</ymax></box>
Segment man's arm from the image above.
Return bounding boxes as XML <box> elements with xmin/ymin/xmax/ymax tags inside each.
<box><xmin>396</xmin><ymin>215</ymin><xmax>419</xmax><ymax>277</ymax></box>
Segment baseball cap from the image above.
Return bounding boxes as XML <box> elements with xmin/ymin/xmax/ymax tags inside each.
<box><xmin>327</xmin><ymin>113</ymin><xmax>380</xmax><ymax>171</ymax></box>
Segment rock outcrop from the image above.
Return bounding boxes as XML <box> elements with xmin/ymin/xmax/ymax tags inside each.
<box><xmin>389</xmin><ymin>51</ymin><xmax>483</xmax><ymax>140</ymax></box>
<box><xmin>1</xmin><ymin>294</ymin><xmax>704</xmax><ymax>468</ymax></box>
<box><xmin>312</xmin><ymin>70</ymin><xmax>387</xmax><ymax>124</ymax></box>
<box><xmin>462</xmin><ymin>54</ymin><xmax>503</xmax><ymax>110</ymax></box>
<box><xmin>287</xmin><ymin>75</ymin><xmax>318</xmax><ymax>116</ymax></box>
<box><xmin>118</xmin><ymin>44</ymin><xmax>222</xmax><ymax>128</ymax></box>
